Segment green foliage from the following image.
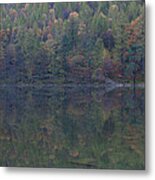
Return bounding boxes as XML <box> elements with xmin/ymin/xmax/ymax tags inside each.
<box><xmin>0</xmin><ymin>1</ymin><xmax>145</xmax><ymax>84</ymax></box>
<box><xmin>91</xmin><ymin>11</ymin><xmax>108</xmax><ymax>37</ymax></box>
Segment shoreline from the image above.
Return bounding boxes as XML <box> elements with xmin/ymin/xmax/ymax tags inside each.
<box><xmin>0</xmin><ymin>83</ymin><xmax>145</xmax><ymax>89</ymax></box>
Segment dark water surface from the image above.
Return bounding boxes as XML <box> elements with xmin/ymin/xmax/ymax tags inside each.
<box><xmin>0</xmin><ymin>86</ymin><xmax>145</xmax><ymax>169</ymax></box>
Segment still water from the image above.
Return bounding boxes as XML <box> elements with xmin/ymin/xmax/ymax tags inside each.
<box><xmin>0</xmin><ymin>86</ymin><xmax>145</xmax><ymax>169</ymax></box>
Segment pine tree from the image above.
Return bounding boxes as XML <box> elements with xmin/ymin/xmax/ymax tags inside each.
<box><xmin>112</xmin><ymin>9</ymin><xmax>129</xmax><ymax>78</ymax></box>
<box><xmin>91</xmin><ymin>10</ymin><xmax>108</xmax><ymax>38</ymax></box>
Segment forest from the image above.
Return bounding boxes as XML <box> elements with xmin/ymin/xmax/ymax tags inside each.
<box><xmin>0</xmin><ymin>1</ymin><xmax>145</xmax><ymax>169</ymax></box>
<box><xmin>0</xmin><ymin>1</ymin><xmax>145</xmax><ymax>85</ymax></box>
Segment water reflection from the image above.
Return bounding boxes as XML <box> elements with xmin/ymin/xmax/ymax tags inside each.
<box><xmin>0</xmin><ymin>86</ymin><xmax>145</xmax><ymax>169</ymax></box>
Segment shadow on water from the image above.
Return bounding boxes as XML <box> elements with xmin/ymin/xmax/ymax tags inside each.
<box><xmin>0</xmin><ymin>86</ymin><xmax>144</xmax><ymax>169</ymax></box>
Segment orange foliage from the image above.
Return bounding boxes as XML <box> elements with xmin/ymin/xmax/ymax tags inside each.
<box><xmin>126</xmin><ymin>15</ymin><xmax>143</xmax><ymax>46</ymax></box>
<box><xmin>69</xmin><ymin>11</ymin><xmax>79</xmax><ymax>19</ymax></box>
<box><xmin>9</xmin><ymin>9</ymin><xmax>18</xmax><ymax>17</ymax></box>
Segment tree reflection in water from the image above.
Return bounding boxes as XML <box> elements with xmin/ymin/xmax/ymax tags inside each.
<box><xmin>0</xmin><ymin>86</ymin><xmax>144</xmax><ymax>169</ymax></box>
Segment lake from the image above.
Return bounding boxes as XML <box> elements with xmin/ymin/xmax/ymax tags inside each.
<box><xmin>0</xmin><ymin>86</ymin><xmax>145</xmax><ymax>169</ymax></box>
